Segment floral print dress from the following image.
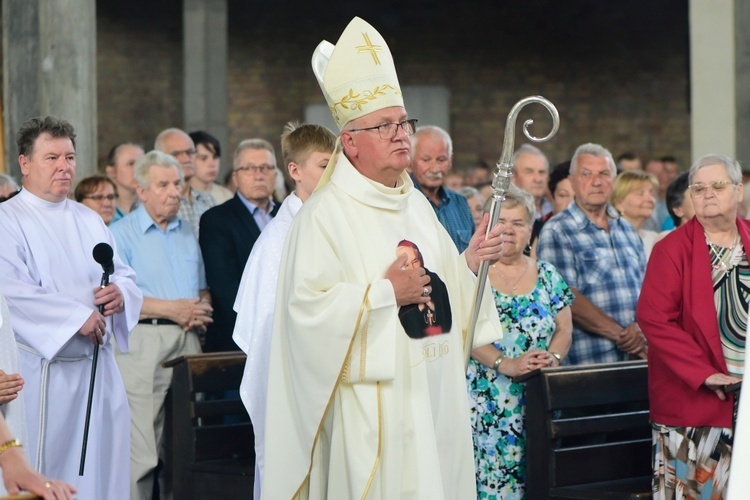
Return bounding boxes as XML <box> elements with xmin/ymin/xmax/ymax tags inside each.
<box><xmin>467</xmin><ymin>259</ymin><xmax>574</xmax><ymax>499</ymax></box>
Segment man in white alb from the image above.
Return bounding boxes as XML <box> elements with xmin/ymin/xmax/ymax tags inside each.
<box><xmin>262</xmin><ymin>18</ymin><xmax>504</xmax><ymax>500</ymax></box>
<box><xmin>0</xmin><ymin>116</ymin><xmax>142</xmax><ymax>499</ymax></box>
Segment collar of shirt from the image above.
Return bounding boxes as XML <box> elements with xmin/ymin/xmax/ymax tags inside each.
<box><xmin>568</xmin><ymin>201</ymin><xmax>621</xmax><ymax>230</ymax></box>
<box><xmin>411</xmin><ymin>176</ymin><xmax>449</xmax><ymax>208</ymax></box>
<box><xmin>134</xmin><ymin>204</ymin><xmax>180</xmax><ymax>234</ymax></box>
<box><xmin>236</xmin><ymin>191</ymin><xmax>275</xmax><ymax>216</ymax></box>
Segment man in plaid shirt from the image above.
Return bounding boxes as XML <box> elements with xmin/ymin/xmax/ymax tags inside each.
<box><xmin>537</xmin><ymin>143</ymin><xmax>647</xmax><ymax>365</ymax></box>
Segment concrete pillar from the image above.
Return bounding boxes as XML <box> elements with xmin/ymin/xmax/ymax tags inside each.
<box><xmin>184</xmin><ymin>0</ymin><xmax>229</xmax><ymax>176</ymax></box>
<box><xmin>2</xmin><ymin>0</ymin><xmax>97</xmax><ymax>179</ymax></box>
<box><xmin>689</xmin><ymin>0</ymin><xmax>750</xmax><ymax>167</ymax></box>
<box><xmin>2</xmin><ymin>1</ymin><xmax>40</xmax><ymax>178</ymax></box>
<box><xmin>735</xmin><ymin>1</ymin><xmax>750</xmax><ymax>167</ymax></box>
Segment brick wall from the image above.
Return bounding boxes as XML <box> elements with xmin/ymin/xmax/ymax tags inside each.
<box><xmin>95</xmin><ymin>1</ymin><xmax>690</xmax><ymax>172</ymax></box>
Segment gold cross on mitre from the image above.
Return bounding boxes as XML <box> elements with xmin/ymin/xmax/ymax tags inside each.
<box><xmin>356</xmin><ymin>32</ymin><xmax>383</xmax><ymax>65</ymax></box>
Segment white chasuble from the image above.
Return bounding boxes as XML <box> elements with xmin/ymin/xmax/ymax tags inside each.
<box><xmin>0</xmin><ymin>190</ymin><xmax>143</xmax><ymax>500</ymax></box>
<box><xmin>262</xmin><ymin>156</ymin><xmax>502</xmax><ymax>500</ymax></box>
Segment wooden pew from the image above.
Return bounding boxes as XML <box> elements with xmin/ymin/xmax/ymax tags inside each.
<box><xmin>163</xmin><ymin>352</ymin><xmax>254</xmax><ymax>499</ymax></box>
<box><xmin>521</xmin><ymin>360</ymin><xmax>652</xmax><ymax>499</ymax></box>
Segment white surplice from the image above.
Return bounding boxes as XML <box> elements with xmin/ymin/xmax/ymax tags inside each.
<box><xmin>233</xmin><ymin>191</ymin><xmax>303</xmax><ymax>500</ymax></box>
<box><xmin>0</xmin><ymin>189</ymin><xmax>143</xmax><ymax>500</ymax></box>
<box><xmin>0</xmin><ymin>292</ymin><xmax>27</xmax><ymax>497</ymax></box>
<box><xmin>262</xmin><ymin>156</ymin><xmax>503</xmax><ymax>500</ymax></box>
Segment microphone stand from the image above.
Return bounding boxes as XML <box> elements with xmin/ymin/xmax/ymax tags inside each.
<box><xmin>79</xmin><ymin>270</ymin><xmax>109</xmax><ymax>475</ymax></box>
<box><xmin>463</xmin><ymin>96</ymin><xmax>560</xmax><ymax>371</ymax></box>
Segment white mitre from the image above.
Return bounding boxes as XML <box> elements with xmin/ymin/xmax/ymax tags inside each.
<box><xmin>311</xmin><ymin>16</ymin><xmax>403</xmax><ymax>131</ymax></box>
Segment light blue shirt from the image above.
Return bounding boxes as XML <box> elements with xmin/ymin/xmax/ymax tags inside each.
<box><xmin>110</xmin><ymin>205</ymin><xmax>207</xmax><ymax>300</ymax></box>
<box><xmin>237</xmin><ymin>191</ymin><xmax>276</xmax><ymax>231</ymax></box>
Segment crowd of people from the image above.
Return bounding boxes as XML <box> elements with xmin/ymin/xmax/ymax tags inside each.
<box><xmin>0</xmin><ymin>14</ymin><xmax>746</xmax><ymax>500</ymax></box>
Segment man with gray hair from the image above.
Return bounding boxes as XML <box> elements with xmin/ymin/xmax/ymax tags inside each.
<box><xmin>198</xmin><ymin>139</ymin><xmax>279</xmax><ymax>352</ymax></box>
<box><xmin>537</xmin><ymin>143</ymin><xmax>647</xmax><ymax>365</ymax></box>
<box><xmin>154</xmin><ymin>127</ymin><xmax>216</xmax><ymax>238</ymax></box>
<box><xmin>0</xmin><ymin>173</ymin><xmax>19</xmax><ymax>200</ymax></box>
<box><xmin>110</xmin><ymin>150</ymin><xmax>212</xmax><ymax>499</ymax></box>
<box><xmin>512</xmin><ymin>143</ymin><xmax>552</xmax><ymax>219</ymax></box>
<box><xmin>409</xmin><ymin>125</ymin><xmax>474</xmax><ymax>252</ymax></box>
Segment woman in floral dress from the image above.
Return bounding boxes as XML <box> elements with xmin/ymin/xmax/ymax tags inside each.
<box><xmin>468</xmin><ymin>187</ymin><xmax>574</xmax><ymax>499</ymax></box>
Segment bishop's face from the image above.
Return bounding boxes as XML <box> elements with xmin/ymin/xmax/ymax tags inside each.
<box><xmin>20</xmin><ymin>133</ymin><xmax>76</xmax><ymax>203</ymax></box>
<box><xmin>343</xmin><ymin>106</ymin><xmax>412</xmax><ymax>186</ymax></box>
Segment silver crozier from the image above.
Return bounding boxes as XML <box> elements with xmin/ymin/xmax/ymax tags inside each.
<box><xmin>463</xmin><ymin>96</ymin><xmax>560</xmax><ymax>370</ymax></box>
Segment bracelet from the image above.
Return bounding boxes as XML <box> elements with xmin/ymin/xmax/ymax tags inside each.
<box><xmin>0</xmin><ymin>439</ymin><xmax>21</xmax><ymax>455</ymax></box>
<box><xmin>492</xmin><ymin>353</ymin><xmax>504</xmax><ymax>371</ymax></box>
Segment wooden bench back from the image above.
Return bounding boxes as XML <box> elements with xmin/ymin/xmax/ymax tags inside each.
<box><xmin>163</xmin><ymin>352</ymin><xmax>254</xmax><ymax>497</ymax></box>
<box><xmin>523</xmin><ymin>360</ymin><xmax>651</xmax><ymax>497</ymax></box>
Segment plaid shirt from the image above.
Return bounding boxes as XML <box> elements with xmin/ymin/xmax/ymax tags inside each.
<box><xmin>179</xmin><ymin>187</ymin><xmax>216</xmax><ymax>239</ymax></box>
<box><xmin>412</xmin><ymin>181</ymin><xmax>474</xmax><ymax>253</ymax></box>
<box><xmin>537</xmin><ymin>201</ymin><xmax>646</xmax><ymax>365</ymax></box>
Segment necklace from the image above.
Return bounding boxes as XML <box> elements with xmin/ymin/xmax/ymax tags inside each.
<box><xmin>492</xmin><ymin>257</ymin><xmax>530</xmax><ymax>292</ymax></box>
<box><xmin>706</xmin><ymin>232</ymin><xmax>741</xmax><ymax>272</ymax></box>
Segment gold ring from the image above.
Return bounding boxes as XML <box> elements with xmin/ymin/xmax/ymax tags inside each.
<box><xmin>45</xmin><ymin>482</ymin><xmax>52</xmax><ymax>488</ymax></box>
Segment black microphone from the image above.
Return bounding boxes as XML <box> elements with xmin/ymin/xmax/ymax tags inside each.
<box><xmin>93</xmin><ymin>242</ymin><xmax>114</xmax><ymax>277</ymax></box>
<box><xmin>82</xmin><ymin>242</ymin><xmax>115</xmax><ymax>475</ymax></box>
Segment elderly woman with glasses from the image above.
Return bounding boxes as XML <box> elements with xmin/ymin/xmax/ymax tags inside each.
<box><xmin>637</xmin><ymin>154</ymin><xmax>747</xmax><ymax>499</ymax></box>
<box><xmin>74</xmin><ymin>174</ymin><xmax>119</xmax><ymax>225</ymax></box>
<box><xmin>467</xmin><ymin>186</ymin><xmax>573</xmax><ymax>498</ymax></box>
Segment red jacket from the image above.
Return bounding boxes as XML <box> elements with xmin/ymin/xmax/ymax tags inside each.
<box><xmin>636</xmin><ymin>217</ymin><xmax>750</xmax><ymax>428</ymax></box>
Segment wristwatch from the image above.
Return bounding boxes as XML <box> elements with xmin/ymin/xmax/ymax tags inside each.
<box><xmin>550</xmin><ymin>352</ymin><xmax>562</xmax><ymax>363</ymax></box>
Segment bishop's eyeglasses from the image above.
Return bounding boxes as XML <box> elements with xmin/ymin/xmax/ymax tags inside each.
<box><xmin>348</xmin><ymin>119</ymin><xmax>418</xmax><ymax>140</ymax></box>
<box><xmin>688</xmin><ymin>180</ymin><xmax>737</xmax><ymax>197</ymax></box>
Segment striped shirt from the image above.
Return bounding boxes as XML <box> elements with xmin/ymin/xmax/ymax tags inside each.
<box><xmin>178</xmin><ymin>187</ymin><xmax>216</xmax><ymax>239</ymax></box>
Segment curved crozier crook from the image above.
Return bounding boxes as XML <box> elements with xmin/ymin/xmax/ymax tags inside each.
<box><xmin>463</xmin><ymin>95</ymin><xmax>560</xmax><ymax>371</ymax></box>
<box><xmin>498</xmin><ymin>95</ymin><xmax>560</xmax><ymax>166</ymax></box>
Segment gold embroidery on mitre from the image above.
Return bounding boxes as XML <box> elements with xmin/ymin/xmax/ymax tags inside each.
<box><xmin>330</xmin><ymin>84</ymin><xmax>402</xmax><ymax>125</ymax></box>
<box><xmin>356</xmin><ymin>32</ymin><xmax>383</xmax><ymax>65</ymax></box>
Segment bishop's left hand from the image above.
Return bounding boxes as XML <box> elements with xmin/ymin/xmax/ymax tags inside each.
<box><xmin>93</xmin><ymin>283</ymin><xmax>124</xmax><ymax>316</ymax></box>
<box><xmin>465</xmin><ymin>213</ymin><xmax>504</xmax><ymax>274</ymax></box>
